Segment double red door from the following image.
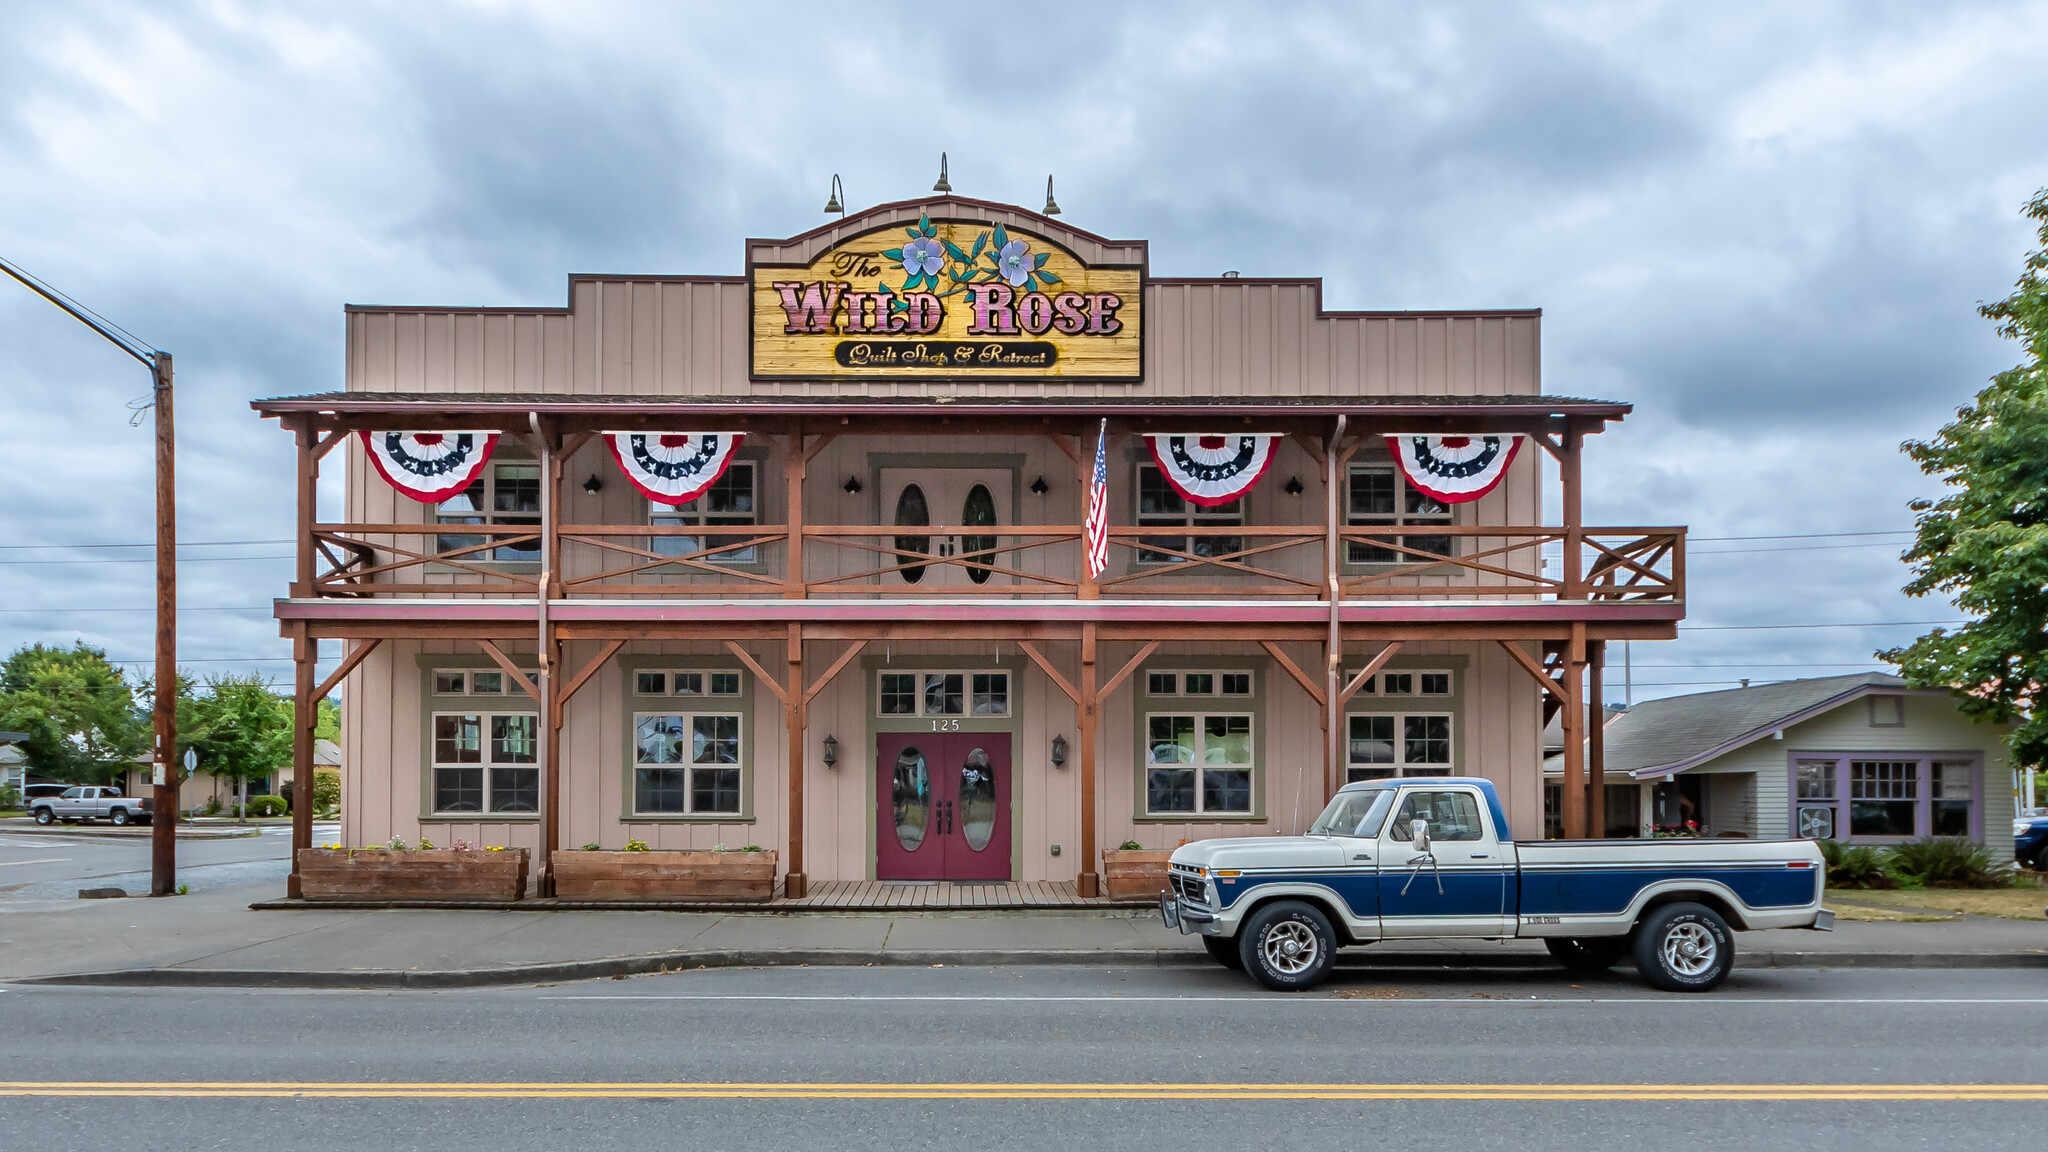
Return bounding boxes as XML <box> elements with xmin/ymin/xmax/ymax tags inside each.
<box><xmin>876</xmin><ymin>732</ymin><xmax>1012</xmax><ymax>881</ymax></box>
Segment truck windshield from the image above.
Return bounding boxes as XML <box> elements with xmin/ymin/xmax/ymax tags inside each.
<box><xmin>1308</xmin><ymin>788</ymin><xmax>1394</xmax><ymax>837</ymax></box>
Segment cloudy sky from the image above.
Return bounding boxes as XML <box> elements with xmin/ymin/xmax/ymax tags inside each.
<box><xmin>1</xmin><ymin>1</ymin><xmax>2045</xmax><ymax>701</ymax></box>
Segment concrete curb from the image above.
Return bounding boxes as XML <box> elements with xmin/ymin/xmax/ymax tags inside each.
<box><xmin>15</xmin><ymin>947</ymin><xmax>2048</xmax><ymax>990</ymax></box>
<box><xmin>0</xmin><ymin>824</ymin><xmax>261</xmax><ymax>841</ymax></box>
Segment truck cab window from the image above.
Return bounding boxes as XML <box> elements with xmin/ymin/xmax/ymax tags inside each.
<box><xmin>1385</xmin><ymin>790</ymin><xmax>1485</xmax><ymax>842</ymax></box>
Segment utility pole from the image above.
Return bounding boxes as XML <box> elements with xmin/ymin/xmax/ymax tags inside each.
<box><xmin>0</xmin><ymin>257</ymin><xmax>177</xmax><ymax>895</ymax></box>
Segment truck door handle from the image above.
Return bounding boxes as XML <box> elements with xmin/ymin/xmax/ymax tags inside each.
<box><xmin>1470</xmin><ymin>853</ymin><xmax>1491</xmax><ymax>859</ymax></box>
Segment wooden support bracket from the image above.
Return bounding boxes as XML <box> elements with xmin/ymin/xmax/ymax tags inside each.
<box><xmin>477</xmin><ymin>640</ymin><xmax>541</xmax><ymax>703</ymax></box>
<box><xmin>1338</xmin><ymin>641</ymin><xmax>1405</xmax><ymax>703</ymax></box>
<box><xmin>1261</xmin><ymin>640</ymin><xmax>1326</xmax><ymax>706</ymax></box>
<box><xmin>725</xmin><ymin>641</ymin><xmax>787</xmax><ymax>704</ymax></box>
<box><xmin>304</xmin><ymin>638</ymin><xmax>382</xmax><ymax>711</ymax></box>
<box><xmin>1018</xmin><ymin>641</ymin><xmax>1080</xmax><ymax>704</ymax></box>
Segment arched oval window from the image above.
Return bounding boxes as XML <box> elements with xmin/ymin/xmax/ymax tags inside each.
<box><xmin>893</xmin><ymin>484</ymin><xmax>931</xmax><ymax>584</ymax></box>
<box><xmin>960</xmin><ymin>483</ymin><xmax>997</xmax><ymax>585</ymax></box>
<box><xmin>892</xmin><ymin>747</ymin><xmax>931</xmax><ymax>852</ymax></box>
<box><xmin>959</xmin><ymin>746</ymin><xmax>996</xmax><ymax>852</ymax></box>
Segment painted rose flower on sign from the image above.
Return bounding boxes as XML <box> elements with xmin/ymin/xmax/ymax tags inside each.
<box><xmin>880</xmin><ymin>213</ymin><xmax>1063</xmax><ymax>312</ymax></box>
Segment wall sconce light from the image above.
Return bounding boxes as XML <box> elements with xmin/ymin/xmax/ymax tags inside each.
<box><xmin>822</xmin><ymin>734</ymin><xmax>839</xmax><ymax>768</ymax></box>
<box><xmin>843</xmin><ymin>475</ymin><xmax>863</xmax><ymax>494</ymax></box>
<box><xmin>1029</xmin><ymin>476</ymin><xmax>1049</xmax><ymax>495</ymax></box>
<box><xmin>1050</xmin><ymin>733</ymin><xmax>1068</xmax><ymax>768</ymax></box>
<box><xmin>582</xmin><ymin>475</ymin><xmax>604</xmax><ymax>495</ymax></box>
<box><xmin>1284</xmin><ymin>476</ymin><xmax>1303</xmax><ymax>496</ymax></box>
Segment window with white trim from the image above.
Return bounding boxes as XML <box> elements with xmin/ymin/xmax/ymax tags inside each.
<box><xmin>876</xmin><ymin>670</ymin><xmax>1009</xmax><ymax>717</ymax></box>
<box><xmin>438</xmin><ymin>461</ymin><xmax>541</xmax><ymax>562</ymax></box>
<box><xmin>633</xmin><ymin>711</ymin><xmax>742</xmax><ymax>814</ymax></box>
<box><xmin>431</xmin><ymin>710</ymin><xmax>538</xmax><ymax>814</ymax></box>
<box><xmin>431</xmin><ymin>668</ymin><xmax>539</xmax><ymax>696</ymax></box>
<box><xmin>1145</xmin><ymin>670</ymin><xmax>1254</xmax><ymax>698</ymax></box>
<box><xmin>1347</xmin><ymin>669</ymin><xmax>1454</xmax><ymax>697</ymax></box>
<box><xmin>1145</xmin><ymin>711</ymin><xmax>1253</xmax><ymax>815</ymax></box>
<box><xmin>633</xmin><ymin>669</ymin><xmax>744</xmax><ymax>698</ymax></box>
<box><xmin>651</xmin><ymin>463</ymin><xmax>758</xmax><ymax>563</ymax></box>
<box><xmin>1347</xmin><ymin>463</ymin><xmax>1452</xmax><ymax>564</ymax></box>
<box><xmin>1345</xmin><ymin>713</ymin><xmax>1454</xmax><ymax>781</ymax></box>
<box><xmin>1136</xmin><ymin>463</ymin><xmax>1243</xmax><ymax>564</ymax></box>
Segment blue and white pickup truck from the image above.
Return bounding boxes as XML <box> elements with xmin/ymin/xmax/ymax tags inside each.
<box><xmin>1160</xmin><ymin>776</ymin><xmax>1832</xmax><ymax>993</ymax></box>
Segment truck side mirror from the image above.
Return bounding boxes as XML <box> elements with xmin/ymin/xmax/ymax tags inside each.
<box><xmin>1410</xmin><ymin>818</ymin><xmax>1431</xmax><ymax>853</ymax></box>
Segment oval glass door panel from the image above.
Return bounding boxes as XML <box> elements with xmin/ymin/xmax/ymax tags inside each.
<box><xmin>960</xmin><ymin>483</ymin><xmax>997</xmax><ymax>585</ymax></box>
<box><xmin>892</xmin><ymin>748</ymin><xmax>931</xmax><ymax>852</ymax></box>
<box><xmin>893</xmin><ymin>484</ymin><xmax>930</xmax><ymax>584</ymax></box>
<box><xmin>958</xmin><ymin>747</ymin><xmax>996</xmax><ymax>852</ymax></box>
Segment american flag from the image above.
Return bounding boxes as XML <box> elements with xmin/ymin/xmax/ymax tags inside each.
<box><xmin>1084</xmin><ymin>419</ymin><xmax>1109</xmax><ymax>579</ymax></box>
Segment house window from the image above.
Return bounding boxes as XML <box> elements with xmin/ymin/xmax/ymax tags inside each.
<box><xmin>1795</xmin><ymin>758</ymin><xmax>1838</xmax><ymax>840</ymax></box>
<box><xmin>633</xmin><ymin>712</ymin><xmax>742</xmax><ymax>815</ymax></box>
<box><xmin>1136</xmin><ymin>463</ymin><xmax>1243</xmax><ymax>564</ymax></box>
<box><xmin>430</xmin><ymin>711</ymin><xmax>538</xmax><ymax>814</ymax></box>
<box><xmin>438</xmin><ymin>462</ymin><xmax>541</xmax><ymax>561</ymax></box>
<box><xmin>1346</xmin><ymin>713</ymin><xmax>1454</xmax><ymax>782</ymax></box>
<box><xmin>432</xmin><ymin>668</ymin><xmax>537</xmax><ymax>697</ymax></box>
<box><xmin>1867</xmin><ymin>696</ymin><xmax>1905</xmax><ymax>727</ymax></box>
<box><xmin>1145</xmin><ymin>670</ymin><xmax>1254</xmax><ymax>697</ymax></box>
<box><xmin>1931</xmin><ymin>761</ymin><xmax>1973</xmax><ymax>836</ymax></box>
<box><xmin>875</xmin><ymin>670</ymin><xmax>1009</xmax><ymax>718</ymax></box>
<box><xmin>634</xmin><ymin>670</ymin><xmax>744</xmax><ymax>697</ymax></box>
<box><xmin>1849</xmin><ymin>760</ymin><xmax>1917</xmax><ymax>837</ymax></box>
<box><xmin>1145</xmin><ymin>712</ymin><xmax>1253</xmax><ymax>815</ymax></box>
<box><xmin>1347</xmin><ymin>463</ymin><xmax>1452</xmax><ymax>564</ymax></box>
<box><xmin>651</xmin><ymin>463</ymin><xmax>758</xmax><ymax>563</ymax></box>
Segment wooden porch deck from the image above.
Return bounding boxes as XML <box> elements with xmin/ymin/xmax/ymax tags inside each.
<box><xmin>775</xmin><ymin>879</ymin><xmax>1134</xmax><ymax>910</ymax></box>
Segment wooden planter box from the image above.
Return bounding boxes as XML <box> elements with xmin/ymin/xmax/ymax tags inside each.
<box><xmin>551</xmin><ymin>849</ymin><xmax>779</xmax><ymax>902</ymax></box>
<box><xmin>1101</xmin><ymin>849</ymin><xmax>1174</xmax><ymax>901</ymax></box>
<box><xmin>297</xmin><ymin>848</ymin><xmax>528</xmax><ymax>902</ymax></box>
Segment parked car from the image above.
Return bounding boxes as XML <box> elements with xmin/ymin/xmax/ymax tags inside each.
<box><xmin>22</xmin><ymin>783</ymin><xmax>70</xmax><ymax>802</ymax></box>
<box><xmin>1160</xmin><ymin>776</ymin><xmax>1832</xmax><ymax>993</ymax></box>
<box><xmin>28</xmin><ymin>785</ymin><xmax>153</xmax><ymax>826</ymax></box>
<box><xmin>2014</xmin><ymin>817</ymin><xmax>2048</xmax><ymax>871</ymax></box>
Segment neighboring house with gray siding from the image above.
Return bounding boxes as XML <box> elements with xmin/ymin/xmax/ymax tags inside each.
<box><xmin>1546</xmin><ymin>674</ymin><xmax>2017</xmax><ymax>861</ymax></box>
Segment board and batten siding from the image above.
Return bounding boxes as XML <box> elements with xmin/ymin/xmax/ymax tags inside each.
<box><xmin>1679</xmin><ymin>692</ymin><xmax>2015</xmax><ymax>860</ymax></box>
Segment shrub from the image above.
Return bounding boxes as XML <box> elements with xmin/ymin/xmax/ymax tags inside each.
<box><xmin>247</xmin><ymin>794</ymin><xmax>287</xmax><ymax>818</ymax></box>
<box><xmin>0</xmin><ymin>783</ymin><xmax>21</xmax><ymax>810</ymax></box>
<box><xmin>1118</xmin><ymin>839</ymin><xmax>1144</xmax><ymax>851</ymax></box>
<box><xmin>1815</xmin><ymin>838</ymin><xmax>1846</xmax><ymax>871</ymax></box>
<box><xmin>1889</xmin><ymin>836</ymin><xmax>2010</xmax><ymax>888</ymax></box>
<box><xmin>202</xmin><ymin>795</ymin><xmax>223</xmax><ymax>817</ymax></box>
<box><xmin>1829</xmin><ymin>845</ymin><xmax>1894</xmax><ymax>889</ymax></box>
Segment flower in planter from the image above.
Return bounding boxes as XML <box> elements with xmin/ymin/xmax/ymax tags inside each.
<box><xmin>623</xmin><ymin>839</ymin><xmax>651</xmax><ymax>853</ymax></box>
<box><xmin>1118</xmin><ymin>840</ymin><xmax>1143</xmax><ymax>851</ymax></box>
<box><xmin>418</xmin><ymin>836</ymin><xmax>435</xmax><ymax>850</ymax></box>
<box><xmin>453</xmin><ymin>838</ymin><xmax>476</xmax><ymax>852</ymax></box>
<box><xmin>388</xmin><ymin>836</ymin><xmax>408</xmax><ymax>851</ymax></box>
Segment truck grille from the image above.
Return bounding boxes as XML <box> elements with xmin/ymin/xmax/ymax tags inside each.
<box><xmin>1171</xmin><ymin>873</ymin><xmax>1208</xmax><ymax>905</ymax></box>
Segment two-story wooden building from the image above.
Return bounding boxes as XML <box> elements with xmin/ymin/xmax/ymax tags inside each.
<box><xmin>256</xmin><ymin>196</ymin><xmax>1684</xmax><ymax>899</ymax></box>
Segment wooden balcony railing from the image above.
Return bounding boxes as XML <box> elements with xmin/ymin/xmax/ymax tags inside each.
<box><xmin>302</xmin><ymin>521</ymin><xmax>1684</xmax><ymax>605</ymax></box>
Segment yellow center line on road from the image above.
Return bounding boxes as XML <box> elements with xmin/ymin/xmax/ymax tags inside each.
<box><xmin>4</xmin><ymin>1082</ymin><xmax>2046</xmax><ymax>1101</ymax></box>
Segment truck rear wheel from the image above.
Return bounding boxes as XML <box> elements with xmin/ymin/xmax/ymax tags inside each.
<box><xmin>1544</xmin><ymin>937</ymin><xmax>1628</xmax><ymax>971</ymax></box>
<box><xmin>108</xmin><ymin>808</ymin><xmax>129</xmax><ymax>826</ymax></box>
<box><xmin>1202</xmin><ymin>934</ymin><xmax>1245</xmax><ymax>970</ymax></box>
<box><xmin>1632</xmin><ymin>902</ymin><xmax>1733</xmax><ymax>992</ymax></box>
<box><xmin>1238</xmin><ymin>900</ymin><xmax>1336</xmax><ymax>992</ymax></box>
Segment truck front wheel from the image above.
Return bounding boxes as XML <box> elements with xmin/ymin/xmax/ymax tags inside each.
<box><xmin>1632</xmin><ymin>902</ymin><xmax>1733</xmax><ymax>992</ymax></box>
<box><xmin>1202</xmin><ymin>934</ymin><xmax>1245</xmax><ymax>970</ymax></box>
<box><xmin>1239</xmin><ymin>901</ymin><xmax>1336</xmax><ymax>992</ymax></box>
<box><xmin>33</xmin><ymin>808</ymin><xmax>53</xmax><ymax>825</ymax></box>
<box><xmin>1544</xmin><ymin>937</ymin><xmax>1628</xmax><ymax>971</ymax></box>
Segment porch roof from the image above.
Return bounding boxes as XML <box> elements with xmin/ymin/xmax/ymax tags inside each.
<box><xmin>251</xmin><ymin>391</ymin><xmax>1631</xmax><ymax>422</ymax></box>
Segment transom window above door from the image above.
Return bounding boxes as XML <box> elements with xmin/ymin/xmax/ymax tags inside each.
<box><xmin>878</xmin><ymin>670</ymin><xmax>1010</xmax><ymax>717</ymax></box>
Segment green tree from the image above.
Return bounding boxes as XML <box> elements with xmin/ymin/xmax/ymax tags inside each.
<box><xmin>0</xmin><ymin>642</ymin><xmax>149</xmax><ymax>784</ymax></box>
<box><xmin>315</xmin><ymin>695</ymin><xmax>340</xmax><ymax>744</ymax></box>
<box><xmin>185</xmin><ymin>674</ymin><xmax>294</xmax><ymax>803</ymax></box>
<box><xmin>1885</xmin><ymin>189</ymin><xmax>2048</xmax><ymax>765</ymax></box>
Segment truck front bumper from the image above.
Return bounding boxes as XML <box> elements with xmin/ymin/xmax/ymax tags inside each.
<box><xmin>1159</xmin><ymin>891</ymin><xmax>1221</xmax><ymax>936</ymax></box>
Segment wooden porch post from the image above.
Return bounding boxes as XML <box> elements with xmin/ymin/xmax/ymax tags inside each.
<box><xmin>288</xmin><ymin>624</ymin><xmax>315</xmax><ymax>898</ymax></box>
<box><xmin>1587</xmin><ymin>639</ymin><xmax>1606</xmax><ymax>838</ymax></box>
<box><xmin>785</xmin><ymin>623</ymin><xmax>808</xmax><ymax>899</ymax></box>
<box><xmin>1562</xmin><ymin>622</ymin><xmax>1587</xmax><ymax>839</ymax></box>
<box><xmin>1077</xmin><ymin>623</ymin><xmax>1099</xmax><ymax>897</ymax></box>
<box><xmin>1323</xmin><ymin>414</ymin><xmax>1346</xmax><ymax>805</ymax></box>
<box><xmin>1562</xmin><ymin>421</ymin><xmax>1584</xmax><ymax>601</ymax></box>
<box><xmin>786</xmin><ymin>418</ymin><xmax>805</xmax><ymax>598</ymax></box>
<box><xmin>293</xmin><ymin>420</ymin><xmax>317</xmax><ymax>598</ymax></box>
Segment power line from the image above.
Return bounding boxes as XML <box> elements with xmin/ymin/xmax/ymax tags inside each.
<box><xmin>0</xmin><ymin>555</ymin><xmax>292</xmax><ymax>565</ymax></box>
<box><xmin>1679</xmin><ymin>620</ymin><xmax>1962</xmax><ymax>631</ymax></box>
<box><xmin>0</xmin><ymin>606</ymin><xmax>269</xmax><ymax>614</ymax></box>
<box><xmin>0</xmin><ymin>539</ymin><xmax>291</xmax><ymax>551</ymax></box>
<box><xmin>1688</xmin><ymin>530</ymin><xmax>1909</xmax><ymax>542</ymax></box>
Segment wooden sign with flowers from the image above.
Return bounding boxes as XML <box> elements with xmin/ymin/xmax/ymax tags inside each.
<box><xmin>751</xmin><ymin>212</ymin><xmax>1143</xmax><ymax>380</ymax></box>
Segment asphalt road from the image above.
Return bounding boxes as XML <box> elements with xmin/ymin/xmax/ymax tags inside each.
<box><xmin>0</xmin><ymin>823</ymin><xmax>335</xmax><ymax>898</ymax></box>
<box><xmin>1</xmin><ymin>964</ymin><xmax>2041</xmax><ymax>1151</ymax></box>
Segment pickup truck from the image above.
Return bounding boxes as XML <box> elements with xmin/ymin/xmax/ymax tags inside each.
<box><xmin>1160</xmin><ymin>776</ymin><xmax>1831</xmax><ymax>993</ymax></box>
<box><xmin>29</xmin><ymin>786</ymin><xmax>152</xmax><ymax>826</ymax></box>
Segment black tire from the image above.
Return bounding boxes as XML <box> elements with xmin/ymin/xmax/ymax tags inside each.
<box><xmin>1202</xmin><ymin>933</ymin><xmax>1245</xmax><ymax>970</ymax></box>
<box><xmin>1237</xmin><ymin>900</ymin><xmax>1337</xmax><ymax>992</ymax></box>
<box><xmin>33</xmin><ymin>808</ymin><xmax>53</xmax><ymax>825</ymax></box>
<box><xmin>1631</xmin><ymin>902</ymin><xmax>1734</xmax><ymax>993</ymax></box>
<box><xmin>108</xmin><ymin>808</ymin><xmax>128</xmax><ymax>826</ymax></box>
<box><xmin>1544</xmin><ymin>936</ymin><xmax>1628</xmax><ymax>971</ymax></box>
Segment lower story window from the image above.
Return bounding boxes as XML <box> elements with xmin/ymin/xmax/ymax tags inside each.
<box><xmin>634</xmin><ymin>712</ymin><xmax>742</xmax><ymax>815</ymax></box>
<box><xmin>1346</xmin><ymin>713</ymin><xmax>1453</xmax><ymax>782</ymax></box>
<box><xmin>431</xmin><ymin>711</ymin><xmax>538</xmax><ymax>814</ymax></box>
<box><xmin>1849</xmin><ymin>759</ymin><xmax>1916</xmax><ymax>837</ymax></box>
<box><xmin>1795</xmin><ymin>756</ymin><xmax>1979</xmax><ymax>840</ymax></box>
<box><xmin>1146</xmin><ymin>713</ymin><xmax>1253</xmax><ymax>815</ymax></box>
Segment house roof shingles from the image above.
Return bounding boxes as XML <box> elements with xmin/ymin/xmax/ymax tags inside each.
<box><xmin>1554</xmin><ymin>672</ymin><xmax>1913</xmax><ymax>778</ymax></box>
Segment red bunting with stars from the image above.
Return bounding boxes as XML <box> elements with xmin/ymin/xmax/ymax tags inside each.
<box><xmin>604</xmin><ymin>432</ymin><xmax>747</xmax><ymax>505</ymax></box>
<box><xmin>1143</xmin><ymin>434</ymin><xmax>1280</xmax><ymax>507</ymax></box>
<box><xmin>359</xmin><ymin>431</ymin><xmax>500</xmax><ymax>503</ymax></box>
<box><xmin>1385</xmin><ymin>434</ymin><xmax>1523</xmax><ymax>503</ymax></box>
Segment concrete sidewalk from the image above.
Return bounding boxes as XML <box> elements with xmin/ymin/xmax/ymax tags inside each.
<box><xmin>3</xmin><ymin>882</ymin><xmax>2046</xmax><ymax>988</ymax></box>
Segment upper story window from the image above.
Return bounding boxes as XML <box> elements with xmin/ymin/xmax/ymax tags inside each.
<box><xmin>652</xmin><ymin>463</ymin><xmax>758</xmax><ymax>563</ymax></box>
<box><xmin>1137</xmin><ymin>464</ymin><xmax>1242</xmax><ymax>565</ymax></box>
<box><xmin>438</xmin><ymin>461</ymin><xmax>540</xmax><ymax>562</ymax></box>
<box><xmin>878</xmin><ymin>670</ymin><xmax>1009</xmax><ymax>717</ymax></box>
<box><xmin>1347</xmin><ymin>464</ymin><xmax>1451</xmax><ymax>564</ymax></box>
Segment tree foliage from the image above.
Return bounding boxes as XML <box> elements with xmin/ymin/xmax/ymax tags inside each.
<box><xmin>1885</xmin><ymin>190</ymin><xmax>2048</xmax><ymax>765</ymax></box>
<box><xmin>184</xmin><ymin>673</ymin><xmax>295</xmax><ymax>787</ymax></box>
<box><xmin>0</xmin><ymin>643</ymin><xmax>149</xmax><ymax>784</ymax></box>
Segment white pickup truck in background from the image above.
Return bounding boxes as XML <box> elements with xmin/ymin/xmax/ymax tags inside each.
<box><xmin>29</xmin><ymin>786</ymin><xmax>153</xmax><ymax>826</ymax></box>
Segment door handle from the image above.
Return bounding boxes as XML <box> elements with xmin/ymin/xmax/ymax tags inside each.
<box><xmin>1470</xmin><ymin>853</ymin><xmax>1491</xmax><ymax>859</ymax></box>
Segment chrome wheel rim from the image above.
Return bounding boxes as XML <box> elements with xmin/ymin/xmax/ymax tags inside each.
<box><xmin>1661</xmin><ymin>922</ymin><xmax>1717</xmax><ymax>977</ymax></box>
<box><xmin>1262</xmin><ymin>920</ymin><xmax>1319</xmax><ymax>975</ymax></box>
